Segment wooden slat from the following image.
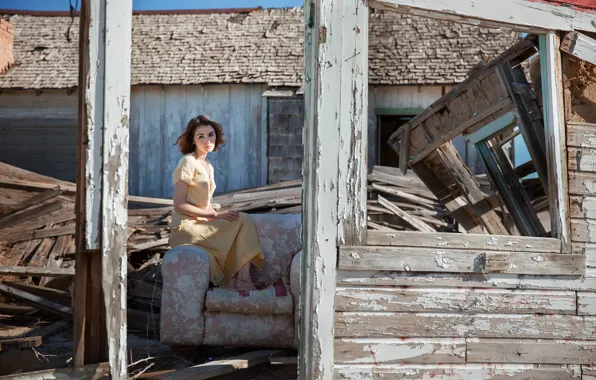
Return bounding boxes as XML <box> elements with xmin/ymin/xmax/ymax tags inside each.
<box><xmin>339</xmin><ymin>246</ymin><xmax>583</xmax><ymax>275</ymax></box>
<box><xmin>435</xmin><ymin>142</ymin><xmax>508</xmax><ymax>235</ymax></box>
<box><xmin>584</xmin><ymin>366</ymin><xmax>596</xmax><ymax>380</ymax></box>
<box><xmin>561</xmin><ymin>31</ymin><xmax>596</xmax><ymax>66</ymax></box>
<box><xmin>377</xmin><ymin>196</ymin><xmax>434</xmax><ymax>232</ymax></box>
<box><xmin>0</xmin><ymin>200</ymin><xmax>62</xmax><ymax>231</ymax></box>
<box><xmin>334</xmin><ymin>364</ymin><xmax>579</xmax><ymax>379</ymax></box>
<box><xmin>0</xmin><ymin>363</ymin><xmax>109</xmax><ymax>380</ymax></box>
<box><xmin>0</xmin><ymin>188</ymin><xmax>63</xmax><ymax>217</ymax></box>
<box><xmin>39</xmin><ymin>235</ymin><xmax>70</xmax><ymax>287</ymax></box>
<box><xmin>0</xmin><ymin>266</ymin><xmax>75</xmax><ymax>277</ymax></box>
<box><xmin>366</xmin><ymin>230</ymin><xmax>561</xmax><ymax>252</ymax></box>
<box><xmin>0</xmin><ymin>303</ymin><xmax>36</xmax><ymax>315</ymax></box>
<box><xmin>335</xmin><ymin>287</ymin><xmax>576</xmax><ymax>314</ymax></box>
<box><xmin>8</xmin><ymin>225</ymin><xmax>75</xmax><ymax>243</ymax></box>
<box><xmin>571</xmin><ymin>219</ymin><xmax>596</xmax><ymax>243</ymax></box>
<box><xmin>335</xmin><ymin>312</ymin><xmax>596</xmax><ymax>340</ymax></box>
<box><xmin>484</xmin><ymin>251</ymin><xmax>584</xmax><ymax>275</ymax></box>
<box><xmin>336</xmin><ymin>270</ymin><xmax>596</xmax><ymax>291</ymax></box>
<box><xmin>154</xmin><ymin>350</ymin><xmax>286</xmax><ymax>380</ymax></box>
<box><xmin>568</xmin><ymin>147</ymin><xmax>596</xmax><ymax>173</ymax></box>
<box><xmin>567</xmin><ymin>122</ymin><xmax>596</xmax><ymax>148</ymax></box>
<box><xmin>0</xmin><ymin>336</ymin><xmax>42</xmax><ymax>352</ymax></box>
<box><xmin>466</xmin><ymin>338</ymin><xmax>596</xmax><ymax>364</ymax></box>
<box><xmin>335</xmin><ymin>338</ymin><xmax>466</xmax><ymax>364</ymax></box>
<box><xmin>569</xmin><ymin>171</ymin><xmax>596</xmax><ymax>195</ymax></box>
<box><xmin>0</xmin><ymin>283</ymin><xmax>72</xmax><ymax>318</ymax></box>
<box><xmin>578</xmin><ymin>292</ymin><xmax>596</xmax><ymax>316</ymax></box>
<box><xmin>5</xmin><ymin>282</ymin><xmax>72</xmax><ymax>307</ymax></box>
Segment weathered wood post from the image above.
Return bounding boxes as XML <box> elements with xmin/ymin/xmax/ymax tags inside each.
<box><xmin>74</xmin><ymin>0</ymin><xmax>132</xmax><ymax>377</ymax></box>
<box><xmin>300</xmin><ymin>0</ymin><xmax>368</xmax><ymax>378</ymax></box>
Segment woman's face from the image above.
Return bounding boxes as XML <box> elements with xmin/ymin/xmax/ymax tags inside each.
<box><xmin>193</xmin><ymin>125</ymin><xmax>216</xmax><ymax>155</ymax></box>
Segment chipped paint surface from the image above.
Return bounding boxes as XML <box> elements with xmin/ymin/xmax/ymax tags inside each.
<box><xmin>369</xmin><ymin>0</ymin><xmax>596</xmax><ymax>33</ymax></box>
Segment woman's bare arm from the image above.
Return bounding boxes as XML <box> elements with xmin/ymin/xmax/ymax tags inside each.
<box><xmin>173</xmin><ymin>181</ymin><xmax>217</xmax><ymax>218</ymax></box>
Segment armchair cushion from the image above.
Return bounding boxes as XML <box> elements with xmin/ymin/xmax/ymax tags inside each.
<box><xmin>205</xmin><ymin>279</ymin><xmax>293</xmax><ymax>315</ymax></box>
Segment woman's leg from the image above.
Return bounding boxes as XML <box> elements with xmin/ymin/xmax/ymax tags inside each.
<box><xmin>223</xmin><ymin>262</ymin><xmax>256</xmax><ymax>291</ymax></box>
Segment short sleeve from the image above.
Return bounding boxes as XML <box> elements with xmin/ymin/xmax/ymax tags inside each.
<box><xmin>173</xmin><ymin>157</ymin><xmax>194</xmax><ymax>186</ymax></box>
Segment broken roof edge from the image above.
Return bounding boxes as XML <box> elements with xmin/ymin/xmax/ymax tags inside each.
<box><xmin>0</xmin><ymin>6</ymin><xmax>301</xmax><ymax>17</ymax></box>
<box><xmin>387</xmin><ymin>34</ymin><xmax>539</xmax><ymax>156</ymax></box>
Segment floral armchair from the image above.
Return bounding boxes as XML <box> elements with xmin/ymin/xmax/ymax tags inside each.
<box><xmin>160</xmin><ymin>214</ymin><xmax>302</xmax><ymax>348</ymax></box>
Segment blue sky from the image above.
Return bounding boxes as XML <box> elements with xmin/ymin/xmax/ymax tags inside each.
<box><xmin>0</xmin><ymin>0</ymin><xmax>303</xmax><ymax>11</ymax></box>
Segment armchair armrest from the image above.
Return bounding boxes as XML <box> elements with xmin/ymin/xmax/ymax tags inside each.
<box><xmin>160</xmin><ymin>245</ymin><xmax>210</xmax><ymax>346</ymax></box>
<box><xmin>290</xmin><ymin>250</ymin><xmax>301</xmax><ymax>349</ymax></box>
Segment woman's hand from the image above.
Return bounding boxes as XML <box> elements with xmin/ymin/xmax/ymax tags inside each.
<box><xmin>215</xmin><ymin>210</ymin><xmax>240</xmax><ymax>222</ymax></box>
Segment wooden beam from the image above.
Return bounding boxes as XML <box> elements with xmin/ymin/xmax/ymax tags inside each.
<box><xmin>153</xmin><ymin>350</ymin><xmax>286</xmax><ymax>380</ymax></box>
<box><xmin>467</xmin><ymin>338</ymin><xmax>596</xmax><ymax>364</ymax></box>
<box><xmin>335</xmin><ymin>312</ymin><xmax>596</xmax><ymax>340</ymax></box>
<box><xmin>0</xmin><ymin>363</ymin><xmax>109</xmax><ymax>380</ymax></box>
<box><xmin>377</xmin><ymin>196</ymin><xmax>434</xmax><ymax>232</ymax></box>
<box><xmin>8</xmin><ymin>225</ymin><xmax>75</xmax><ymax>243</ymax></box>
<box><xmin>366</xmin><ymin>230</ymin><xmax>561</xmax><ymax>252</ymax></box>
<box><xmin>0</xmin><ymin>178</ymin><xmax>172</xmax><ymax>206</ymax></box>
<box><xmin>435</xmin><ymin>142</ymin><xmax>508</xmax><ymax>235</ymax></box>
<box><xmin>335</xmin><ymin>287</ymin><xmax>576</xmax><ymax>314</ymax></box>
<box><xmin>540</xmin><ymin>32</ymin><xmax>571</xmax><ymax>252</ymax></box>
<box><xmin>368</xmin><ymin>0</ymin><xmax>596</xmax><ymax>33</ymax></box>
<box><xmin>335</xmin><ymin>364</ymin><xmax>579</xmax><ymax>379</ymax></box>
<box><xmin>73</xmin><ymin>0</ymin><xmax>131</xmax><ymax>376</ymax></box>
<box><xmin>0</xmin><ymin>266</ymin><xmax>74</xmax><ymax>277</ymax></box>
<box><xmin>300</xmin><ymin>1</ymin><xmax>368</xmax><ymax>379</ymax></box>
<box><xmin>0</xmin><ymin>188</ymin><xmax>63</xmax><ymax>217</ymax></box>
<box><xmin>561</xmin><ymin>31</ymin><xmax>596</xmax><ymax>66</ymax></box>
<box><xmin>339</xmin><ymin>246</ymin><xmax>585</xmax><ymax>275</ymax></box>
<box><xmin>0</xmin><ymin>200</ymin><xmax>62</xmax><ymax>231</ymax></box>
<box><xmin>0</xmin><ymin>283</ymin><xmax>72</xmax><ymax>318</ymax></box>
<box><xmin>0</xmin><ymin>336</ymin><xmax>42</xmax><ymax>352</ymax></box>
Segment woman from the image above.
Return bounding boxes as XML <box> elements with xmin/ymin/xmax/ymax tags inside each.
<box><xmin>169</xmin><ymin>115</ymin><xmax>264</xmax><ymax>291</ymax></box>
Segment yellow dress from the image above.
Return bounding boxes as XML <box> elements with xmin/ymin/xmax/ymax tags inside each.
<box><xmin>169</xmin><ymin>154</ymin><xmax>265</xmax><ymax>286</ymax></box>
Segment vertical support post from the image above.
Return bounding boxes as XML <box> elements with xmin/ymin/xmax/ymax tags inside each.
<box><xmin>74</xmin><ymin>0</ymin><xmax>132</xmax><ymax>378</ymax></box>
<box><xmin>540</xmin><ymin>32</ymin><xmax>571</xmax><ymax>252</ymax></box>
<box><xmin>300</xmin><ymin>0</ymin><xmax>368</xmax><ymax>379</ymax></box>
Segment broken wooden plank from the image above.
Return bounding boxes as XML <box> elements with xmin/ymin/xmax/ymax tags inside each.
<box><xmin>339</xmin><ymin>246</ymin><xmax>584</xmax><ymax>275</ymax></box>
<box><xmin>0</xmin><ymin>363</ymin><xmax>109</xmax><ymax>380</ymax></box>
<box><xmin>0</xmin><ymin>200</ymin><xmax>62</xmax><ymax>231</ymax></box>
<box><xmin>335</xmin><ymin>312</ymin><xmax>596</xmax><ymax>340</ymax></box>
<box><xmin>154</xmin><ymin>350</ymin><xmax>286</xmax><ymax>380</ymax></box>
<box><xmin>368</xmin><ymin>0</ymin><xmax>596</xmax><ymax>32</ymax></box>
<box><xmin>0</xmin><ymin>283</ymin><xmax>72</xmax><ymax>318</ymax></box>
<box><xmin>0</xmin><ymin>188</ymin><xmax>63</xmax><ymax>218</ymax></box>
<box><xmin>366</xmin><ymin>230</ymin><xmax>560</xmax><ymax>252</ymax></box>
<box><xmin>377</xmin><ymin>196</ymin><xmax>434</xmax><ymax>232</ymax></box>
<box><xmin>39</xmin><ymin>235</ymin><xmax>70</xmax><ymax>287</ymax></box>
<box><xmin>21</xmin><ymin>213</ymin><xmax>75</xmax><ymax>232</ymax></box>
<box><xmin>0</xmin><ymin>303</ymin><xmax>36</xmax><ymax>315</ymax></box>
<box><xmin>25</xmin><ymin>319</ymin><xmax>70</xmax><ymax>339</ymax></box>
<box><xmin>5</xmin><ymin>282</ymin><xmax>71</xmax><ymax>307</ymax></box>
<box><xmin>129</xmin><ymin>238</ymin><xmax>169</xmax><ymax>252</ymax></box>
<box><xmin>0</xmin><ymin>177</ymin><xmax>172</xmax><ymax>206</ymax></box>
<box><xmin>334</xmin><ymin>364</ymin><xmax>579</xmax><ymax>379</ymax></box>
<box><xmin>466</xmin><ymin>338</ymin><xmax>596</xmax><ymax>364</ymax></box>
<box><xmin>8</xmin><ymin>225</ymin><xmax>75</xmax><ymax>243</ymax></box>
<box><xmin>0</xmin><ymin>266</ymin><xmax>74</xmax><ymax>277</ymax></box>
<box><xmin>435</xmin><ymin>142</ymin><xmax>508</xmax><ymax>235</ymax></box>
<box><xmin>561</xmin><ymin>31</ymin><xmax>596</xmax><ymax>66</ymax></box>
<box><xmin>0</xmin><ymin>336</ymin><xmax>42</xmax><ymax>352</ymax></box>
<box><xmin>335</xmin><ymin>287</ymin><xmax>576</xmax><ymax>314</ymax></box>
<box><xmin>335</xmin><ymin>338</ymin><xmax>466</xmax><ymax>364</ymax></box>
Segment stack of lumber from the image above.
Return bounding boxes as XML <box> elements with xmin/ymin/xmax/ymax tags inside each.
<box><xmin>367</xmin><ymin>166</ymin><xmax>457</xmax><ymax>233</ymax></box>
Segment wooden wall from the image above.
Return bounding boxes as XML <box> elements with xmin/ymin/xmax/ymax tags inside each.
<box><xmin>333</xmin><ymin>122</ymin><xmax>596</xmax><ymax>378</ymax></box>
<box><xmin>129</xmin><ymin>84</ymin><xmax>267</xmax><ymax>197</ymax></box>
<box><xmin>267</xmin><ymin>97</ymin><xmax>304</xmax><ymax>183</ymax></box>
<box><xmin>0</xmin><ymin>85</ymin><xmax>268</xmax><ymax>197</ymax></box>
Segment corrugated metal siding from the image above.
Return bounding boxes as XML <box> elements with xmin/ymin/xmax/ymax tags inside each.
<box><xmin>0</xmin><ymin>90</ymin><xmax>78</xmax><ymax>182</ymax></box>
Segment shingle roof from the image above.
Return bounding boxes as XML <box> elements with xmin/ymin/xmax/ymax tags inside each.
<box><xmin>0</xmin><ymin>8</ymin><xmax>519</xmax><ymax>89</ymax></box>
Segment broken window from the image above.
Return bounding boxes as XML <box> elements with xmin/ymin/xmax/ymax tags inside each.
<box><xmin>386</xmin><ymin>34</ymin><xmax>566</xmax><ymax>240</ymax></box>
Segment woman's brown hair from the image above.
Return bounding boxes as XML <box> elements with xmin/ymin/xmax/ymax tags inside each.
<box><xmin>175</xmin><ymin>115</ymin><xmax>225</xmax><ymax>154</ymax></box>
